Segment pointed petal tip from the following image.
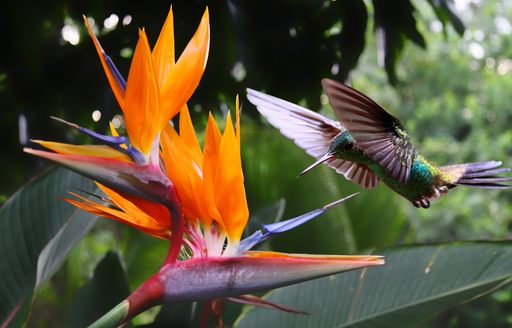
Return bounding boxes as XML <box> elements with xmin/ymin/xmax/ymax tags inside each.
<box><xmin>323</xmin><ymin>192</ymin><xmax>359</xmax><ymax>210</ymax></box>
<box><xmin>23</xmin><ymin>146</ymin><xmax>34</xmax><ymax>154</ymax></box>
<box><xmin>50</xmin><ymin>116</ymin><xmax>79</xmax><ymax>128</ymax></box>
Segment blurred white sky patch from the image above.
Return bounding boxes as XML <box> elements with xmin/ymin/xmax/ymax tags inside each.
<box><xmin>61</xmin><ymin>19</ymin><xmax>80</xmax><ymax>45</ymax></box>
<box><xmin>473</xmin><ymin>29</ymin><xmax>484</xmax><ymax>41</ymax></box>
<box><xmin>122</xmin><ymin>15</ymin><xmax>132</xmax><ymax>26</ymax></box>
<box><xmin>104</xmin><ymin>14</ymin><xmax>119</xmax><ymax>32</ymax></box>
<box><xmin>430</xmin><ymin>20</ymin><xmax>443</xmax><ymax>33</ymax></box>
<box><xmin>454</xmin><ymin>0</ymin><xmax>483</xmax><ymax>11</ymax></box>
<box><xmin>112</xmin><ymin>115</ymin><xmax>123</xmax><ymax>129</ymax></box>
<box><xmin>18</xmin><ymin>114</ymin><xmax>27</xmax><ymax>145</ymax></box>
<box><xmin>495</xmin><ymin>16</ymin><xmax>512</xmax><ymax>34</ymax></box>
<box><xmin>497</xmin><ymin>58</ymin><xmax>512</xmax><ymax>75</ymax></box>
<box><xmin>230</xmin><ymin>62</ymin><xmax>246</xmax><ymax>82</ymax></box>
<box><xmin>92</xmin><ymin>110</ymin><xmax>101</xmax><ymax>122</ymax></box>
<box><xmin>468</xmin><ymin>41</ymin><xmax>484</xmax><ymax>59</ymax></box>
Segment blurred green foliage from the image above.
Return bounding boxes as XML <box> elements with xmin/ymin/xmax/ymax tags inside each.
<box><xmin>2</xmin><ymin>0</ymin><xmax>512</xmax><ymax>326</ymax></box>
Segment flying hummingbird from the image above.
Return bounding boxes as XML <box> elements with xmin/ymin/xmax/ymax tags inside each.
<box><xmin>246</xmin><ymin>79</ymin><xmax>512</xmax><ymax>208</ymax></box>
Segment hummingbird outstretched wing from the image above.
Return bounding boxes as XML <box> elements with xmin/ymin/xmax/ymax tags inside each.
<box><xmin>322</xmin><ymin>78</ymin><xmax>415</xmax><ymax>184</ymax></box>
<box><xmin>247</xmin><ymin>88</ymin><xmax>380</xmax><ymax>188</ymax></box>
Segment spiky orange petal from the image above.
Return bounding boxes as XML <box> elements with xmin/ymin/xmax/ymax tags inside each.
<box><xmin>109</xmin><ymin>122</ymin><xmax>128</xmax><ymax>149</ymax></box>
<box><xmin>158</xmin><ymin>8</ymin><xmax>210</xmax><ymax>129</ymax></box>
<box><xmin>32</xmin><ymin>140</ymin><xmax>131</xmax><ymax>162</ymax></box>
<box><xmin>97</xmin><ymin>183</ymin><xmax>171</xmax><ymax>229</ymax></box>
<box><xmin>215</xmin><ymin>112</ymin><xmax>248</xmax><ymax>241</ymax></box>
<box><xmin>152</xmin><ymin>6</ymin><xmax>175</xmax><ymax>89</ymax></box>
<box><xmin>202</xmin><ymin>113</ymin><xmax>223</xmax><ymax>226</ymax></box>
<box><xmin>161</xmin><ymin>124</ymin><xmax>210</xmax><ymax>223</ymax></box>
<box><xmin>65</xmin><ymin>191</ymin><xmax>169</xmax><ymax>239</ymax></box>
<box><xmin>124</xmin><ymin>30</ymin><xmax>160</xmax><ymax>156</ymax></box>
<box><xmin>179</xmin><ymin>105</ymin><xmax>203</xmax><ymax>166</ymax></box>
<box><xmin>83</xmin><ymin>16</ymin><xmax>126</xmax><ymax>111</ymax></box>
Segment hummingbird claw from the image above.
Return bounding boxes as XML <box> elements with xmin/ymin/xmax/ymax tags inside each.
<box><xmin>412</xmin><ymin>199</ymin><xmax>430</xmax><ymax>208</ymax></box>
<box><xmin>420</xmin><ymin>199</ymin><xmax>430</xmax><ymax>208</ymax></box>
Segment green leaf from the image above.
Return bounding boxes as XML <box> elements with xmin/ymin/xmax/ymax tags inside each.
<box><xmin>344</xmin><ymin>186</ymin><xmax>410</xmax><ymax>250</ymax></box>
<box><xmin>427</xmin><ymin>0</ymin><xmax>465</xmax><ymax>35</ymax></box>
<box><xmin>0</xmin><ymin>168</ymin><xmax>97</xmax><ymax>325</ymax></box>
<box><xmin>372</xmin><ymin>0</ymin><xmax>426</xmax><ymax>85</ymax></box>
<box><xmin>234</xmin><ymin>242</ymin><xmax>512</xmax><ymax>327</ymax></box>
<box><xmin>334</xmin><ymin>0</ymin><xmax>368</xmax><ymax>81</ymax></box>
<box><xmin>68</xmin><ymin>251</ymin><xmax>130</xmax><ymax>327</ymax></box>
<box><xmin>123</xmin><ymin>230</ymin><xmax>167</xmax><ymax>291</ymax></box>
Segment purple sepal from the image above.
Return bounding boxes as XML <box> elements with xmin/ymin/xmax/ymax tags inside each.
<box><xmin>123</xmin><ymin>145</ymin><xmax>147</xmax><ymax>165</ymax></box>
<box><xmin>77</xmin><ymin>126</ymin><xmax>127</xmax><ymax>145</ymax></box>
<box><xmin>103</xmin><ymin>52</ymin><xmax>127</xmax><ymax>90</ymax></box>
<box><xmin>239</xmin><ymin>208</ymin><xmax>325</xmax><ymax>251</ymax></box>
<box><xmin>238</xmin><ymin>193</ymin><xmax>358</xmax><ymax>252</ymax></box>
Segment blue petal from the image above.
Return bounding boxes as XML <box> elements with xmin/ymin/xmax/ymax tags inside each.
<box><xmin>123</xmin><ymin>145</ymin><xmax>147</xmax><ymax>164</ymax></box>
<box><xmin>50</xmin><ymin>116</ymin><xmax>146</xmax><ymax>164</ymax></box>
<box><xmin>51</xmin><ymin>116</ymin><xmax>126</xmax><ymax>144</ymax></box>
<box><xmin>103</xmin><ymin>52</ymin><xmax>127</xmax><ymax>90</ymax></box>
<box><xmin>239</xmin><ymin>193</ymin><xmax>358</xmax><ymax>252</ymax></box>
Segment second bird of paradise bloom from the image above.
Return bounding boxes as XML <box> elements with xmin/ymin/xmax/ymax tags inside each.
<box><xmin>24</xmin><ymin>7</ymin><xmax>384</xmax><ymax>327</ymax></box>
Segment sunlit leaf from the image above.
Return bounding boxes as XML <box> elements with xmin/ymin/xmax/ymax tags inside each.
<box><xmin>0</xmin><ymin>168</ymin><xmax>97</xmax><ymax>325</ymax></box>
<box><xmin>235</xmin><ymin>242</ymin><xmax>512</xmax><ymax>327</ymax></box>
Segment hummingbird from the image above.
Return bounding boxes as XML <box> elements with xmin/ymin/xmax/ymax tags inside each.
<box><xmin>246</xmin><ymin>79</ymin><xmax>512</xmax><ymax>208</ymax></box>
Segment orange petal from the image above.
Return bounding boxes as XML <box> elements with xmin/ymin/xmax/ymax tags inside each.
<box><xmin>161</xmin><ymin>125</ymin><xmax>210</xmax><ymax>223</ymax></box>
<box><xmin>125</xmin><ymin>30</ymin><xmax>160</xmax><ymax>156</ymax></box>
<box><xmin>235</xmin><ymin>95</ymin><xmax>241</xmax><ymax>142</ymax></box>
<box><xmin>152</xmin><ymin>6</ymin><xmax>175</xmax><ymax>88</ymax></box>
<box><xmin>109</xmin><ymin>122</ymin><xmax>128</xmax><ymax>149</ymax></box>
<box><xmin>202</xmin><ymin>113</ymin><xmax>223</xmax><ymax>226</ymax></box>
<box><xmin>158</xmin><ymin>8</ymin><xmax>210</xmax><ymax>128</ymax></box>
<box><xmin>83</xmin><ymin>16</ymin><xmax>126</xmax><ymax>111</ymax></box>
<box><xmin>245</xmin><ymin>251</ymin><xmax>385</xmax><ymax>262</ymax></box>
<box><xmin>179</xmin><ymin>105</ymin><xmax>203</xmax><ymax>166</ymax></box>
<box><xmin>214</xmin><ymin>112</ymin><xmax>248</xmax><ymax>241</ymax></box>
<box><xmin>65</xmin><ymin>191</ymin><xmax>169</xmax><ymax>239</ymax></box>
<box><xmin>95</xmin><ymin>184</ymin><xmax>163</xmax><ymax>227</ymax></box>
<box><xmin>32</xmin><ymin>140</ymin><xmax>131</xmax><ymax>162</ymax></box>
<box><xmin>97</xmin><ymin>182</ymin><xmax>171</xmax><ymax>229</ymax></box>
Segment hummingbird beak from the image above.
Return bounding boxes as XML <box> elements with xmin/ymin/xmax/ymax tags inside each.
<box><xmin>298</xmin><ymin>152</ymin><xmax>336</xmax><ymax>177</ymax></box>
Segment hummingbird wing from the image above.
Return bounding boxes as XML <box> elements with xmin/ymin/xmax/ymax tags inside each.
<box><xmin>247</xmin><ymin>88</ymin><xmax>379</xmax><ymax>188</ymax></box>
<box><xmin>322</xmin><ymin>78</ymin><xmax>414</xmax><ymax>184</ymax></box>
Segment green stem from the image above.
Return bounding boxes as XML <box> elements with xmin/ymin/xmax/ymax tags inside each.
<box><xmin>87</xmin><ymin>300</ymin><xmax>129</xmax><ymax>328</ymax></box>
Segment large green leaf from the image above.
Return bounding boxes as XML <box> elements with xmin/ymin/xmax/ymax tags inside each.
<box><xmin>0</xmin><ymin>168</ymin><xmax>97</xmax><ymax>325</ymax></box>
<box><xmin>235</xmin><ymin>242</ymin><xmax>512</xmax><ymax>327</ymax></box>
<box><xmin>68</xmin><ymin>251</ymin><xmax>130</xmax><ymax>327</ymax></box>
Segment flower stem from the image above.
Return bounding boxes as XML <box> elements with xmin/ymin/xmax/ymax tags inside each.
<box><xmin>87</xmin><ymin>300</ymin><xmax>129</xmax><ymax>328</ymax></box>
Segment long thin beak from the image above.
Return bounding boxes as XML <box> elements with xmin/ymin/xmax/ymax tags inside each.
<box><xmin>299</xmin><ymin>152</ymin><xmax>336</xmax><ymax>177</ymax></box>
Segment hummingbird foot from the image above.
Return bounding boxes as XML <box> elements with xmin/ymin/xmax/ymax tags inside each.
<box><xmin>411</xmin><ymin>198</ymin><xmax>430</xmax><ymax>209</ymax></box>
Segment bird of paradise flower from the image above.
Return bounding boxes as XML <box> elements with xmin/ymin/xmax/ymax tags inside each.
<box><xmin>24</xmin><ymin>6</ymin><xmax>384</xmax><ymax>327</ymax></box>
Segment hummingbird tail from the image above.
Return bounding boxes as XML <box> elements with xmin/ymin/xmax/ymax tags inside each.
<box><xmin>440</xmin><ymin>161</ymin><xmax>512</xmax><ymax>189</ymax></box>
<box><xmin>299</xmin><ymin>152</ymin><xmax>336</xmax><ymax>177</ymax></box>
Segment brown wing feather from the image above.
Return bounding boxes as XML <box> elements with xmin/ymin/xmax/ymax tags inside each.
<box><xmin>321</xmin><ymin>78</ymin><xmax>415</xmax><ymax>184</ymax></box>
